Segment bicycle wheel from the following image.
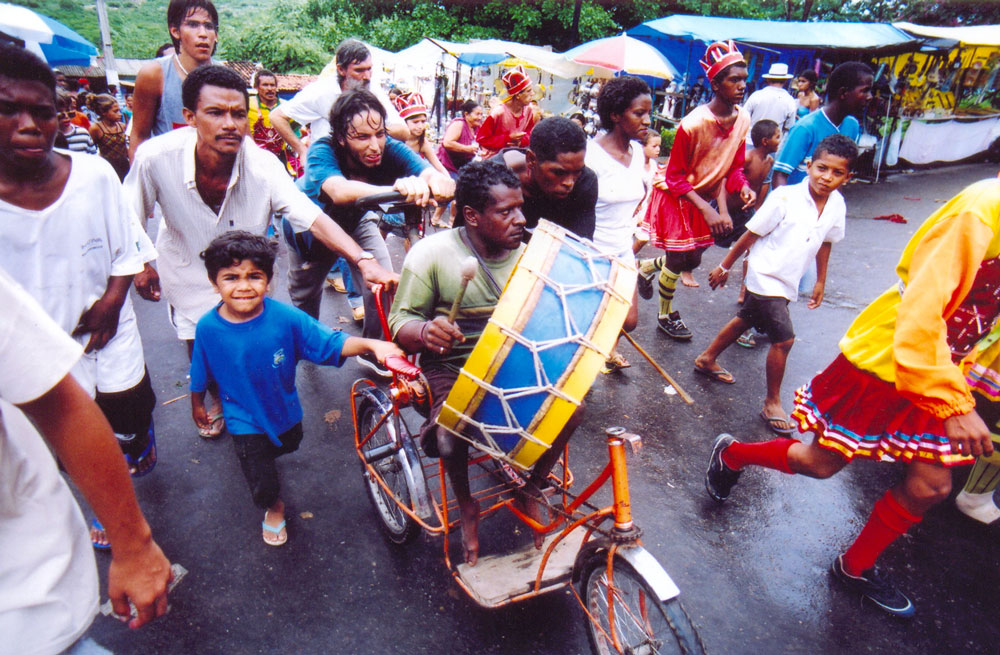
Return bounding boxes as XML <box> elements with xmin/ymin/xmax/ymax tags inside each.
<box><xmin>581</xmin><ymin>553</ymin><xmax>705</xmax><ymax>655</ymax></box>
<box><xmin>358</xmin><ymin>390</ymin><xmax>421</xmax><ymax>545</ymax></box>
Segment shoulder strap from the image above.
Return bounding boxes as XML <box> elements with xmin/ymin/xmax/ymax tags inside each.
<box><xmin>458</xmin><ymin>228</ymin><xmax>503</xmax><ymax>297</ymax></box>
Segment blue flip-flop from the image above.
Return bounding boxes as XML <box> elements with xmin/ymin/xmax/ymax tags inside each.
<box><xmin>262</xmin><ymin>512</ymin><xmax>287</xmax><ymax>547</ymax></box>
<box><xmin>91</xmin><ymin>518</ymin><xmax>111</xmax><ymax>550</ymax></box>
<box><xmin>125</xmin><ymin>423</ymin><xmax>157</xmax><ymax>478</ymax></box>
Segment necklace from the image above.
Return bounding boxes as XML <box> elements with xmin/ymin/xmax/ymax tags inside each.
<box><xmin>174</xmin><ymin>54</ymin><xmax>190</xmax><ymax>77</ymax></box>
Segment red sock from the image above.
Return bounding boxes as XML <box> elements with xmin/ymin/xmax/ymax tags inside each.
<box><xmin>841</xmin><ymin>491</ymin><xmax>921</xmax><ymax>576</ymax></box>
<box><xmin>721</xmin><ymin>438</ymin><xmax>796</xmax><ymax>474</ymax></box>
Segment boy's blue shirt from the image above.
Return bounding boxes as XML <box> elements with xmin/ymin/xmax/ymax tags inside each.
<box><xmin>772</xmin><ymin>109</ymin><xmax>860</xmax><ymax>185</ymax></box>
<box><xmin>190</xmin><ymin>297</ymin><xmax>347</xmax><ymax>445</ymax></box>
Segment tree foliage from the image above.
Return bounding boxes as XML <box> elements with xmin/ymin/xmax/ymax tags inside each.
<box><xmin>24</xmin><ymin>0</ymin><xmax>1000</xmax><ymax>74</ymax></box>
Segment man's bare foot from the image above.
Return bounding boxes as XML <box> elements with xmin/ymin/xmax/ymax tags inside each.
<box><xmin>460</xmin><ymin>499</ymin><xmax>480</xmax><ymax>565</ymax></box>
<box><xmin>515</xmin><ymin>487</ymin><xmax>550</xmax><ymax>549</ymax></box>
<box><xmin>263</xmin><ymin>501</ymin><xmax>287</xmax><ymax>546</ymax></box>
<box><xmin>680</xmin><ymin>271</ymin><xmax>699</xmax><ymax>287</ymax></box>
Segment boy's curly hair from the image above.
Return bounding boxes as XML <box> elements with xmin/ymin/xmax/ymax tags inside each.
<box><xmin>200</xmin><ymin>231</ymin><xmax>277</xmax><ymax>282</ymax></box>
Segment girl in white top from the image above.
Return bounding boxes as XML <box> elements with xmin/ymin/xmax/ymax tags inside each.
<box><xmin>633</xmin><ymin>130</ymin><xmax>662</xmax><ymax>254</ymax></box>
<box><xmin>585</xmin><ymin>76</ymin><xmax>653</xmax><ymax>257</ymax></box>
<box><xmin>585</xmin><ymin>76</ymin><xmax>652</xmax><ymax>370</ymax></box>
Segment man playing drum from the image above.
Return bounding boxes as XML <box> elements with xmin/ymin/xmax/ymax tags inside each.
<box><xmin>388</xmin><ymin>160</ymin><xmax>582</xmax><ymax>566</ymax></box>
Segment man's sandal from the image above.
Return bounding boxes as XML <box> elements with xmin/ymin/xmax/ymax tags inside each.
<box><xmin>198</xmin><ymin>412</ymin><xmax>225</xmax><ymax>439</ymax></box>
<box><xmin>125</xmin><ymin>426</ymin><xmax>157</xmax><ymax>478</ymax></box>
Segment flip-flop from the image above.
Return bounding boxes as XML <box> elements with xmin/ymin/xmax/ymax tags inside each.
<box><xmin>262</xmin><ymin>511</ymin><xmax>287</xmax><ymax>547</ymax></box>
<box><xmin>760</xmin><ymin>411</ymin><xmax>795</xmax><ymax>435</ymax></box>
<box><xmin>736</xmin><ymin>332</ymin><xmax>756</xmax><ymax>348</ymax></box>
<box><xmin>91</xmin><ymin>518</ymin><xmax>110</xmax><ymax>550</ymax></box>
<box><xmin>694</xmin><ymin>364</ymin><xmax>736</xmax><ymax>384</ymax></box>
<box><xmin>198</xmin><ymin>412</ymin><xmax>225</xmax><ymax>439</ymax></box>
<box><xmin>125</xmin><ymin>424</ymin><xmax>157</xmax><ymax>478</ymax></box>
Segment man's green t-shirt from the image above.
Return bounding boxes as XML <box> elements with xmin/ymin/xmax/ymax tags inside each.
<box><xmin>388</xmin><ymin>229</ymin><xmax>525</xmax><ymax>371</ymax></box>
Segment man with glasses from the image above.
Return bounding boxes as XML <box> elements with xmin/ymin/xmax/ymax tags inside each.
<box><xmin>129</xmin><ymin>0</ymin><xmax>219</xmax><ymax>160</ymax></box>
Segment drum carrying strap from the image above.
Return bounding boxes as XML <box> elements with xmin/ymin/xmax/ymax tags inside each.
<box><xmin>458</xmin><ymin>227</ymin><xmax>503</xmax><ymax>297</ymax></box>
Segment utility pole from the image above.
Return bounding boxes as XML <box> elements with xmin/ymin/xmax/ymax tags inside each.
<box><xmin>94</xmin><ymin>0</ymin><xmax>120</xmax><ymax>93</ymax></box>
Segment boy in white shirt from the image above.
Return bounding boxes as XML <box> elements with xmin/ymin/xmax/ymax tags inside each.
<box><xmin>694</xmin><ymin>135</ymin><xmax>858</xmax><ymax>435</ymax></box>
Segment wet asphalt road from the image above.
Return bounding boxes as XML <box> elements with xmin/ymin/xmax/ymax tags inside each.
<box><xmin>85</xmin><ymin>162</ymin><xmax>1000</xmax><ymax>654</ymax></box>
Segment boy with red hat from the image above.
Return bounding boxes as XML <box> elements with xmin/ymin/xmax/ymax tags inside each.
<box><xmin>476</xmin><ymin>66</ymin><xmax>539</xmax><ymax>159</ymax></box>
<box><xmin>638</xmin><ymin>41</ymin><xmax>756</xmax><ymax>341</ymax></box>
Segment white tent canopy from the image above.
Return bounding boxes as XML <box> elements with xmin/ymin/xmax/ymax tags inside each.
<box><xmin>893</xmin><ymin>22</ymin><xmax>1000</xmax><ymax>47</ymax></box>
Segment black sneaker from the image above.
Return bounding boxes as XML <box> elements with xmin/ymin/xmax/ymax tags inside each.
<box><xmin>830</xmin><ymin>555</ymin><xmax>915</xmax><ymax>618</ymax></box>
<box><xmin>357</xmin><ymin>352</ymin><xmax>391</xmax><ymax>378</ymax></box>
<box><xmin>705</xmin><ymin>433</ymin><xmax>742</xmax><ymax>502</ymax></box>
<box><xmin>657</xmin><ymin>312</ymin><xmax>692</xmax><ymax>340</ymax></box>
<box><xmin>637</xmin><ymin>269</ymin><xmax>655</xmax><ymax>300</ymax></box>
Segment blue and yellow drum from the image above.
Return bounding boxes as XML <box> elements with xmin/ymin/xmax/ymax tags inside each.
<box><xmin>437</xmin><ymin>220</ymin><xmax>636</xmax><ymax>470</ymax></box>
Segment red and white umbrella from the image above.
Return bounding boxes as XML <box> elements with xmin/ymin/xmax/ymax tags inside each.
<box><xmin>564</xmin><ymin>34</ymin><xmax>677</xmax><ymax>80</ymax></box>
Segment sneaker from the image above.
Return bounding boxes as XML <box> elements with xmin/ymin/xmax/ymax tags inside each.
<box><xmin>705</xmin><ymin>433</ymin><xmax>742</xmax><ymax>502</ymax></box>
<box><xmin>637</xmin><ymin>269</ymin><xmax>655</xmax><ymax>300</ymax></box>
<box><xmin>830</xmin><ymin>555</ymin><xmax>915</xmax><ymax>618</ymax></box>
<box><xmin>358</xmin><ymin>352</ymin><xmax>391</xmax><ymax>378</ymax></box>
<box><xmin>657</xmin><ymin>312</ymin><xmax>692</xmax><ymax>341</ymax></box>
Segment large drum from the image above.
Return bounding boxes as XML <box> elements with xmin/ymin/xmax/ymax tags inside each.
<box><xmin>437</xmin><ymin>220</ymin><xmax>636</xmax><ymax>470</ymax></box>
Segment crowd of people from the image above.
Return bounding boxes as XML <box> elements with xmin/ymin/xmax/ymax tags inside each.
<box><xmin>3</xmin><ymin>0</ymin><xmax>1000</xmax><ymax>651</ymax></box>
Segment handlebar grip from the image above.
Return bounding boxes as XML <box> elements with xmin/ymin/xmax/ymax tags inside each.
<box><xmin>384</xmin><ymin>355</ymin><xmax>421</xmax><ymax>379</ymax></box>
<box><xmin>353</xmin><ymin>191</ymin><xmax>406</xmax><ymax>209</ymax></box>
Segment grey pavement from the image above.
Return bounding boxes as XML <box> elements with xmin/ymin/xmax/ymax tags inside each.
<box><xmin>86</xmin><ymin>162</ymin><xmax>1000</xmax><ymax>654</ymax></box>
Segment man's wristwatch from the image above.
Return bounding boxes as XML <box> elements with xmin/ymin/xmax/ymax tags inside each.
<box><xmin>355</xmin><ymin>251</ymin><xmax>376</xmax><ymax>266</ymax></box>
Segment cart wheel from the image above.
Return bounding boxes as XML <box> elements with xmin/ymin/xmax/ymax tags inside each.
<box><xmin>358</xmin><ymin>389</ymin><xmax>421</xmax><ymax>545</ymax></box>
<box><xmin>580</xmin><ymin>553</ymin><xmax>705</xmax><ymax>655</ymax></box>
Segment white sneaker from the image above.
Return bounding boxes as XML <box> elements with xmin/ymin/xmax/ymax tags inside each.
<box><xmin>955</xmin><ymin>489</ymin><xmax>1000</xmax><ymax>524</ymax></box>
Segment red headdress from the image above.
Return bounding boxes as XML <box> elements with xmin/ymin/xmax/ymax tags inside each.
<box><xmin>392</xmin><ymin>91</ymin><xmax>427</xmax><ymax>120</ymax></box>
<box><xmin>700</xmin><ymin>41</ymin><xmax>745</xmax><ymax>81</ymax></box>
<box><xmin>501</xmin><ymin>66</ymin><xmax>532</xmax><ymax>97</ymax></box>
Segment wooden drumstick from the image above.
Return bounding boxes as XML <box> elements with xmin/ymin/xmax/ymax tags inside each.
<box><xmin>619</xmin><ymin>330</ymin><xmax>695</xmax><ymax>405</ymax></box>
<box><xmin>447</xmin><ymin>256</ymin><xmax>479</xmax><ymax>323</ymax></box>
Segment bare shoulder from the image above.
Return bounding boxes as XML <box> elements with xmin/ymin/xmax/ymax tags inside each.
<box><xmin>134</xmin><ymin>61</ymin><xmax>163</xmax><ymax>92</ymax></box>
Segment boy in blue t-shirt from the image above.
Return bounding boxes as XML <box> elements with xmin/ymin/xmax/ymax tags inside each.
<box><xmin>190</xmin><ymin>231</ymin><xmax>402</xmax><ymax>546</ymax></box>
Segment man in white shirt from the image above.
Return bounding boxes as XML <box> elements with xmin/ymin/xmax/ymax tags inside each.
<box><xmin>742</xmin><ymin>62</ymin><xmax>798</xmax><ymax>134</ymax></box>
<box><xmin>126</xmin><ymin>65</ymin><xmax>399</xmax><ymax>433</ymax></box>
<box><xmin>269</xmin><ymin>38</ymin><xmax>407</xmax><ymax>164</ymax></box>
<box><xmin>127</xmin><ymin>65</ymin><xmax>398</xmax><ymax>342</ymax></box>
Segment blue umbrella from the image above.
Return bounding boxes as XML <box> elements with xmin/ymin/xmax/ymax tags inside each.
<box><xmin>0</xmin><ymin>3</ymin><xmax>98</xmax><ymax>66</ymax></box>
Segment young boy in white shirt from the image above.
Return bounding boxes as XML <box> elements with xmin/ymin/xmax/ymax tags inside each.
<box><xmin>694</xmin><ymin>134</ymin><xmax>858</xmax><ymax>435</ymax></box>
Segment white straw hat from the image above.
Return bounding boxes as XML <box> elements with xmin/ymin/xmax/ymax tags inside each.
<box><xmin>762</xmin><ymin>63</ymin><xmax>794</xmax><ymax>80</ymax></box>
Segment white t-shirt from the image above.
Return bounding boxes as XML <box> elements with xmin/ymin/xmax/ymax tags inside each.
<box><xmin>585</xmin><ymin>139</ymin><xmax>646</xmax><ymax>255</ymax></box>
<box><xmin>0</xmin><ymin>151</ymin><xmax>146</xmax><ymax>393</ymax></box>
<box><xmin>0</xmin><ymin>268</ymin><xmax>98</xmax><ymax>655</ymax></box>
<box><xmin>743</xmin><ymin>85</ymin><xmax>798</xmax><ymax>133</ymax></box>
<box><xmin>278</xmin><ymin>78</ymin><xmax>403</xmax><ymax>140</ymax></box>
<box><xmin>744</xmin><ymin>179</ymin><xmax>846</xmax><ymax>301</ymax></box>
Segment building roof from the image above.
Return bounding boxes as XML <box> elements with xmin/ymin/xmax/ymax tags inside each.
<box><xmin>223</xmin><ymin>61</ymin><xmax>317</xmax><ymax>92</ymax></box>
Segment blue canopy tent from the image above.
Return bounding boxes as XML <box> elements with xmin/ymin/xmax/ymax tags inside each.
<box><xmin>627</xmin><ymin>14</ymin><xmax>920</xmax><ymax>98</ymax></box>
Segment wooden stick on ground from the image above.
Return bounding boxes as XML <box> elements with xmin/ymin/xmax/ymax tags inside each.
<box><xmin>619</xmin><ymin>331</ymin><xmax>695</xmax><ymax>405</ymax></box>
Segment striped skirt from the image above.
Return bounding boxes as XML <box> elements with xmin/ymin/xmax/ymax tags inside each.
<box><xmin>791</xmin><ymin>354</ymin><xmax>973</xmax><ymax>467</ymax></box>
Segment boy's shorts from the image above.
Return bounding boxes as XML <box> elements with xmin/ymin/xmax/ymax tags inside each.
<box><xmin>737</xmin><ymin>291</ymin><xmax>795</xmax><ymax>342</ymax></box>
<box><xmin>714</xmin><ymin>203</ymin><xmax>754</xmax><ymax>248</ymax></box>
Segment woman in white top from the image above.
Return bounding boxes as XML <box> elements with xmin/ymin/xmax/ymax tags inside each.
<box><xmin>586</xmin><ymin>76</ymin><xmax>652</xmax><ymax>256</ymax></box>
<box><xmin>585</xmin><ymin>76</ymin><xmax>652</xmax><ymax>370</ymax></box>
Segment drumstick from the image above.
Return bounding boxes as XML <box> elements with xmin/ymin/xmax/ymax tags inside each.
<box><xmin>447</xmin><ymin>256</ymin><xmax>479</xmax><ymax>323</ymax></box>
<box><xmin>619</xmin><ymin>330</ymin><xmax>695</xmax><ymax>405</ymax></box>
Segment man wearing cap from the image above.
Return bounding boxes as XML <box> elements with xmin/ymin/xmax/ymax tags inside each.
<box><xmin>638</xmin><ymin>41</ymin><xmax>755</xmax><ymax>341</ymax></box>
<box><xmin>476</xmin><ymin>67</ymin><xmax>539</xmax><ymax>159</ymax></box>
<box><xmin>743</xmin><ymin>63</ymin><xmax>798</xmax><ymax>135</ymax></box>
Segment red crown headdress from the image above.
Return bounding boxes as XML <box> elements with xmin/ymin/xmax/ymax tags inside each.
<box><xmin>501</xmin><ymin>66</ymin><xmax>532</xmax><ymax>97</ymax></box>
<box><xmin>392</xmin><ymin>91</ymin><xmax>427</xmax><ymax>120</ymax></box>
<box><xmin>700</xmin><ymin>41</ymin><xmax>745</xmax><ymax>81</ymax></box>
